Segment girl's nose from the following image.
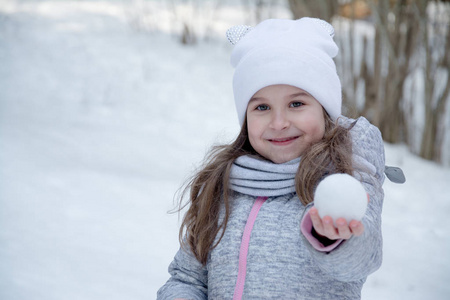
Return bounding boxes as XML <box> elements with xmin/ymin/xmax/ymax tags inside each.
<box><xmin>269</xmin><ymin>110</ymin><xmax>290</xmax><ymax>130</ymax></box>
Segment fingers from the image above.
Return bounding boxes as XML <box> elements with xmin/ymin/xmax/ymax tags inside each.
<box><xmin>309</xmin><ymin>206</ymin><xmax>365</xmax><ymax>240</ymax></box>
<box><xmin>349</xmin><ymin>220</ymin><xmax>365</xmax><ymax>236</ymax></box>
<box><xmin>336</xmin><ymin>218</ymin><xmax>352</xmax><ymax>239</ymax></box>
<box><xmin>310</xmin><ymin>207</ymin><xmax>339</xmax><ymax>240</ymax></box>
<box><xmin>322</xmin><ymin>216</ymin><xmax>339</xmax><ymax>240</ymax></box>
<box><xmin>309</xmin><ymin>207</ymin><xmax>325</xmax><ymax>234</ymax></box>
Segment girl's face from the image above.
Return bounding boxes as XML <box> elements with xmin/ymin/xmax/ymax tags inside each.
<box><xmin>246</xmin><ymin>84</ymin><xmax>326</xmax><ymax>164</ymax></box>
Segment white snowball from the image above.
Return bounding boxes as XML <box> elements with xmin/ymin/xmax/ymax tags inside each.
<box><xmin>314</xmin><ymin>173</ymin><xmax>368</xmax><ymax>226</ymax></box>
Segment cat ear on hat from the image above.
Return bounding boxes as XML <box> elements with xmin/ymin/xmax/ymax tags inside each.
<box><xmin>226</xmin><ymin>19</ymin><xmax>334</xmax><ymax>46</ymax></box>
<box><xmin>226</xmin><ymin>25</ymin><xmax>252</xmax><ymax>45</ymax></box>
<box><xmin>311</xmin><ymin>18</ymin><xmax>335</xmax><ymax>37</ymax></box>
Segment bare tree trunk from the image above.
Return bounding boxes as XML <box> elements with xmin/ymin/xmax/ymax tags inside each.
<box><xmin>287</xmin><ymin>0</ymin><xmax>339</xmax><ymax>22</ymax></box>
<box><xmin>361</xmin><ymin>28</ymin><xmax>382</xmax><ymax>126</ymax></box>
<box><xmin>419</xmin><ymin>0</ymin><xmax>450</xmax><ymax>161</ymax></box>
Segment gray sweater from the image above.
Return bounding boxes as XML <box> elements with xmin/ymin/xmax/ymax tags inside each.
<box><xmin>157</xmin><ymin>117</ymin><xmax>385</xmax><ymax>299</ymax></box>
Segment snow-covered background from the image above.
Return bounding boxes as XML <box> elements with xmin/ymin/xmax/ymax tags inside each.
<box><xmin>1</xmin><ymin>1</ymin><xmax>449</xmax><ymax>299</ymax></box>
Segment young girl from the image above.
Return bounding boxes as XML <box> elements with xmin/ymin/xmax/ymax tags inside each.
<box><xmin>158</xmin><ymin>18</ymin><xmax>386</xmax><ymax>299</ymax></box>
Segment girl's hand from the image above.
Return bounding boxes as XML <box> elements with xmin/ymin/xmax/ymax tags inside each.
<box><xmin>309</xmin><ymin>206</ymin><xmax>365</xmax><ymax>240</ymax></box>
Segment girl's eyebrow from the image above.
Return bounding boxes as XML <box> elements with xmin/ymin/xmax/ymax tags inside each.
<box><xmin>250</xmin><ymin>92</ymin><xmax>310</xmax><ymax>102</ymax></box>
<box><xmin>289</xmin><ymin>92</ymin><xmax>310</xmax><ymax>98</ymax></box>
<box><xmin>249</xmin><ymin>96</ymin><xmax>265</xmax><ymax>102</ymax></box>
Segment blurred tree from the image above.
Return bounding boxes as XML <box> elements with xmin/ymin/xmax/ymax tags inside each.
<box><xmin>415</xmin><ymin>0</ymin><xmax>450</xmax><ymax>161</ymax></box>
<box><xmin>288</xmin><ymin>0</ymin><xmax>339</xmax><ymax>22</ymax></box>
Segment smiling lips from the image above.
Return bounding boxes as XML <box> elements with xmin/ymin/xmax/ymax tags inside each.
<box><xmin>267</xmin><ymin>136</ymin><xmax>300</xmax><ymax>145</ymax></box>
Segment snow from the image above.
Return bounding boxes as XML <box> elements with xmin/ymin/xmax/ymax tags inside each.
<box><xmin>0</xmin><ymin>1</ymin><xmax>449</xmax><ymax>299</ymax></box>
<box><xmin>314</xmin><ymin>174</ymin><xmax>368</xmax><ymax>225</ymax></box>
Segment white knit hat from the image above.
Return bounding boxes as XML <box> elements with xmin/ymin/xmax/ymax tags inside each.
<box><xmin>227</xmin><ymin>18</ymin><xmax>342</xmax><ymax>126</ymax></box>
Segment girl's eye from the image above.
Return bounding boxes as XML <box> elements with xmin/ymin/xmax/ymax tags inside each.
<box><xmin>256</xmin><ymin>104</ymin><xmax>270</xmax><ymax>111</ymax></box>
<box><xmin>290</xmin><ymin>101</ymin><xmax>304</xmax><ymax>108</ymax></box>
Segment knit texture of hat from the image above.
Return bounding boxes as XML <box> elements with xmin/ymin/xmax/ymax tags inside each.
<box><xmin>229</xmin><ymin>18</ymin><xmax>342</xmax><ymax>126</ymax></box>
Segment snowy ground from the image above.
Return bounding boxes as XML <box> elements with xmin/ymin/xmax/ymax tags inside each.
<box><xmin>1</xmin><ymin>1</ymin><xmax>449</xmax><ymax>299</ymax></box>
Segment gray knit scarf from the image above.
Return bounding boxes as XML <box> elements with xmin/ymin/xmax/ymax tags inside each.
<box><xmin>229</xmin><ymin>155</ymin><xmax>300</xmax><ymax>197</ymax></box>
<box><xmin>229</xmin><ymin>153</ymin><xmax>405</xmax><ymax>198</ymax></box>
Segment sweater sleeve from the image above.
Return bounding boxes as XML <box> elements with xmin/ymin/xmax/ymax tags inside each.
<box><xmin>300</xmin><ymin>116</ymin><xmax>385</xmax><ymax>282</ymax></box>
<box><xmin>157</xmin><ymin>246</ymin><xmax>208</xmax><ymax>300</ymax></box>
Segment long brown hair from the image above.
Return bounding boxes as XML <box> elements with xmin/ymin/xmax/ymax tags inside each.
<box><xmin>296</xmin><ymin>113</ymin><xmax>354</xmax><ymax>205</ymax></box>
<box><xmin>178</xmin><ymin>110</ymin><xmax>353</xmax><ymax>265</ymax></box>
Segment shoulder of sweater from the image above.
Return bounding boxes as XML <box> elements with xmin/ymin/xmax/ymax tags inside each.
<box><xmin>338</xmin><ymin>116</ymin><xmax>382</xmax><ymax>144</ymax></box>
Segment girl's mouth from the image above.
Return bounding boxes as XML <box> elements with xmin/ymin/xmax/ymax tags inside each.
<box><xmin>268</xmin><ymin>136</ymin><xmax>299</xmax><ymax>145</ymax></box>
